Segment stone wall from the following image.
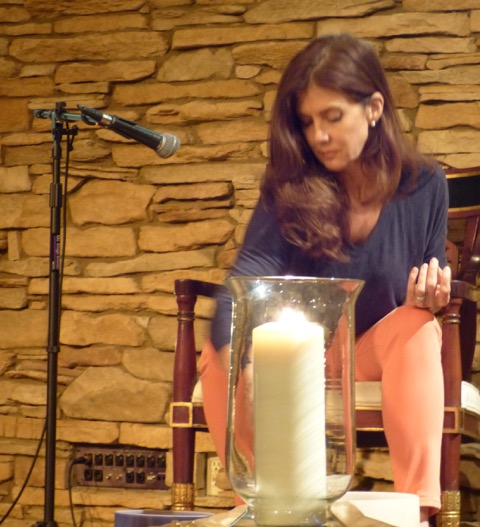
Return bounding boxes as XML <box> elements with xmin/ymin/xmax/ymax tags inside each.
<box><xmin>0</xmin><ymin>0</ymin><xmax>479</xmax><ymax>526</ymax></box>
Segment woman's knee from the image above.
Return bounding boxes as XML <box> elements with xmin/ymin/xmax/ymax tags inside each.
<box><xmin>379</xmin><ymin>306</ymin><xmax>441</xmax><ymax>344</ymax></box>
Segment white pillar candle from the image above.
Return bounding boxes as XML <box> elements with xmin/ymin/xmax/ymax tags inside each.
<box><xmin>252</xmin><ymin>309</ymin><xmax>327</xmax><ymax>524</ymax></box>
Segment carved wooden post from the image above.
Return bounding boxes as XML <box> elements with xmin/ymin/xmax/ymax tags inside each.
<box><xmin>171</xmin><ymin>280</ymin><xmax>198</xmax><ymax>510</ymax></box>
<box><xmin>437</xmin><ymin>296</ymin><xmax>463</xmax><ymax>527</ymax></box>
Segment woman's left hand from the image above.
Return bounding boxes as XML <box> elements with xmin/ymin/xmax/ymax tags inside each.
<box><xmin>405</xmin><ymin>257</ymin><xmax>451</xmax><ymax>311</ymax></box>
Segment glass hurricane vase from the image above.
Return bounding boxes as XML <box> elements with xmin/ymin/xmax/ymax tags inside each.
<box><xmin>225</xmin><ymin>276</ymin><xmax>364</xmax><ymax>526</ymax></box>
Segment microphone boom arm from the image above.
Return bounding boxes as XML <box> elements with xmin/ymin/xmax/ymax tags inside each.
<box><xmin>34</xmin><ymin>104</ymin><xmax>180</xmax><ymax>159</ymax></box>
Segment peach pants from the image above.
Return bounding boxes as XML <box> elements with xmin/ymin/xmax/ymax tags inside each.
<box><xmin>200</xmin><ymin>305</ymin><xmax>444</xmax><ymax>515</ymax></box>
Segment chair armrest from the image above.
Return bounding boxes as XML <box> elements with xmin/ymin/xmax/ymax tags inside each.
<box><xmin>462</xmin><ymin>251</ymin><xmax>480</xmax><ymax>286</ymax></box>
<box><xmin>174</xmin><ymin>278</ymin><xmax>223</xmax><ymax>298</ymax></box>
<box><xmin>450</xmin><ymin>279</ymin><xmax>479</xmax><ymax>302</ymax></box>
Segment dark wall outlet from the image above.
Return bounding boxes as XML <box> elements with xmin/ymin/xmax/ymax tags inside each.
<box><xmin>71</xmin><ymin>445</ymin><xmax>168</xmax><ymax>490</ymax></box>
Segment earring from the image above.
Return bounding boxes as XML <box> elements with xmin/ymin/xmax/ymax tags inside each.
<box><xmin>370</xmin><ymin>120</ymin><xmax>376</xmax><ymax>128</ymax></box>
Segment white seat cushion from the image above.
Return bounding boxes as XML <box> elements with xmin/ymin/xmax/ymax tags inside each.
<box><xmin>193</xmin><ymin>380</ymin><xmax>480</xmax><ymax>416</ymax></box>
<box><xmin>461</xmin><ymin>380</ymin><xmax>480</xmax><ymax>414</ymax></box>
<box><xmin>355</xmin><ymin>380</ymin><xmax>480</xmax><ymax>416</ymax></box>
<box><xmin>192</xmin><ymin>380</ymin><xmax>204</xmax><ymax>403</ymax></box>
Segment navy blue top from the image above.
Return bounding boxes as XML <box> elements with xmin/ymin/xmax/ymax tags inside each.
<box><xmin>211</xmin><ymin>165</ymin><xmax>448</xmax><ymax>349</ymax></box>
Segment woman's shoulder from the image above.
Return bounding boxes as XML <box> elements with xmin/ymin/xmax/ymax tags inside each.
<box><xmin>399</xmin><ymin>159</ymin><xmax>447</xmax><ymax>195</ymax></box>
<box><xmin>242</xmin><ymin>197</ymin><xmax>285</xmax><ymax>245</ymax></box>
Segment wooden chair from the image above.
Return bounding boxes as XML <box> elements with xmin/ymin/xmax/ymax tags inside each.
<box><xmin>169</xmin><ymin>167</ymin><xmax>480</xmax><ymax>526</ymax></box>
<box><xmin>356</xmin><ymin>165</ymin><xmax>480</xmax><ymax>527</ymax></box>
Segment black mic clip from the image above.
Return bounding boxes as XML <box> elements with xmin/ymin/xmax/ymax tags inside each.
<box><xmin>34</xmin><ymin>101</ymin><xmax>97</xmax><ymax>125</ymax></box>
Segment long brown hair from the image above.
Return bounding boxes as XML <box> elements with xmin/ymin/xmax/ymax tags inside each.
<box><xmin>262</xmin><ymin>33</ymin><xmax>429</xmax><ymax>260</ymax></box>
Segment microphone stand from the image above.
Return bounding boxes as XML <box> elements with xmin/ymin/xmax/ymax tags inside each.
<box><xmin>30</xmin><ymin>102</ymin><xmax>178</xmax><ymax>526</ymax></box>
<box><xmin>33</xmin><ymin>102</ymin><xmax>78</xmax><ymax>527</ymax></box>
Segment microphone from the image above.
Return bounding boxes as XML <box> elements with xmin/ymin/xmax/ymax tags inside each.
<box><xmin>78</xmin><ymin>105</ymin><xmax>180</xmax><ymax>159</ymax></box>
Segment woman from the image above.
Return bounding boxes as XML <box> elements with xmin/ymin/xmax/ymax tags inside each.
<box><xmin>200</xmin><ymin>33</ymin><xmax>451</xmax><ymax>526</ymax></box>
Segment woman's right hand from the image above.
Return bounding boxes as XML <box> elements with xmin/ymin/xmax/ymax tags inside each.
<box><xmin>405</xmin><ymin>257</ymin><xmax>451</xmax><ymax>312</ymax></box>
